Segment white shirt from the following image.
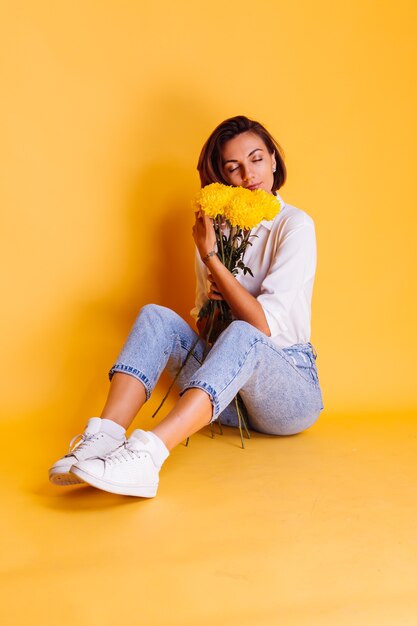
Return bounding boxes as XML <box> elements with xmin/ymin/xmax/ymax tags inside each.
<box><xmin>191</xmin><ymin>194</ymin><xmax>317</xmax><ymax>349</ymax></box>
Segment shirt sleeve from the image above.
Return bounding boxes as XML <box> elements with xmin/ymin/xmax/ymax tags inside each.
<box><xmin>190</xmin><ymin>249</ymin><xmax>209</xmax><ymax>321</ymax></box>
<box><xmin>257</xmin><ymin>217</ymin><xmax>317</xmax><ymax>338</ymax></box>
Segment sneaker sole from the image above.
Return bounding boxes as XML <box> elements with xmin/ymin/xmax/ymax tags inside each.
<box><xmin>49</xmin><ymin>470</ymin><xmax>85</xmax><ymax>486</ymax></box>
<box><xmin>70</xmin><ymin>466</ymin><xmax>158</xmax><ymax>498</ymax></box>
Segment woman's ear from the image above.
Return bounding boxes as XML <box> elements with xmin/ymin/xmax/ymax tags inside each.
<box><xmin>272</xmin><ymin>152</ymin><xmax>277</xmax><ymax>173</ymax></box>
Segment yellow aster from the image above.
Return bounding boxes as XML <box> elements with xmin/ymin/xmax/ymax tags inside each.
<box><xmin>192</xmin><ymin>183</ymin><xmax>234</xmax><ymax>219</ymax></box>
<box><xmin>225</xmin><ymin>187</ymin><xmax>280</xmax><ymax>229</ymax></box>
<box><xmin>193</xmin><ymin>183</ymin><xmax>280</xmax><ymax>227</ymax></box>
<box><xmin>251</xmin><ymin>188</ymin><xmax>281</xmax><ymax>221</ymax></box>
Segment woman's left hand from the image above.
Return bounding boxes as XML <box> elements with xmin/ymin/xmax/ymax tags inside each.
<box><xmin>192</xmin><ymin>210</ymin><xmax>216</xmax><ymax>260</ymax></box>
<box><xmin>207</xmin><ymin>273</ymin><xmax>223</xmax><ymax>300</ymax></box>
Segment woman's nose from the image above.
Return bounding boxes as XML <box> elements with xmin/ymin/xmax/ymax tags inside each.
<box><xmin>242</xmin><ymin>165</ymin><xmax>253</xmax><ymax>182</ymax></box>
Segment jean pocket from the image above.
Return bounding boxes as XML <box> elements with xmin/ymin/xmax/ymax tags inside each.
<box><xmin>283</xmin><ymin>348</ymin><xmax>320</xmax><ymax>385</ymax></box>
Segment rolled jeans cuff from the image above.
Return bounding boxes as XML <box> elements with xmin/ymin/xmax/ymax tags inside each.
<box><xmin>180</xmin><ymin>380</ymin><xmax>221</xmax><ymax>421</ymax></box>
<box><xmin>109</xmin><ymin>363</ymin><xmax>152</xmax><ymax>401</ymax></box>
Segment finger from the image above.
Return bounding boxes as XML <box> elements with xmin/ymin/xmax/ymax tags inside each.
<box><xmin>208</xmin><ymin>281</ymin><xmax>220</xmax><ymax>294</ymax></box>
<box><xmin>199</xmin><ymin>212</ymin><xmax>213</xmax><ymax>225</ymax></box>
<box><xmin>208</xmin><ymin>287</ymin><xmax>223</xmax><ymax>298</ymax></box>
<box><xmin>194</xmin><ymin>210</ymin><xmax>205</xmax><ymax>222</ymax></box>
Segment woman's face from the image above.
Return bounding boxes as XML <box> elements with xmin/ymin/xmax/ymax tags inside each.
<box><xmin>220</xmin><ymin>131</ymin><xmax>276</xmax><ymax>194</ymax></box>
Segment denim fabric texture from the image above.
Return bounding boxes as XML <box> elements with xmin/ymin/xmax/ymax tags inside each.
<box><xmin>109</xmin><ymin>304</ymin><xmax>324</xmax><ymax>436</ymax></box>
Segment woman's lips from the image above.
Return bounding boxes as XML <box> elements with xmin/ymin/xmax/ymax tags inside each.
<box><xmin>247</xmin><ymin>183</ymin><xmax>261</xmax><ymax>190</ymax></box>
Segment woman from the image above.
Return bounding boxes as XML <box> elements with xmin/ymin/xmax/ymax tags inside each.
<box><xmin>49</xmin><ymin>115</ymin><xmax>324</xmax><ymax>497</ymax></box>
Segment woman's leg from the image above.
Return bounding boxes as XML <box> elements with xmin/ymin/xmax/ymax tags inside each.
<box><xmin>100</xmin><ymin>374</ymin><xmax>146</xmax><ymax>429</ymax></box>
<box><xmin>101</xmin><ymin>303</ymin><xmax>207</xmax><ymax>429</ymax></box>
<box><xmin>239</xmin><ymin>340</ymin><xmax>324</xmax><ymax>435</ymax></box>
<box><xmin>49</xmin><ymin>304</ymin><xmax>207</xmax><ymax>487</ymax></box>
<box><xmin>180</xmin><ymin>320</ymin><xmax>324</xmax><ymax>436</ymax></box>
<box><xmin>114</xmin><ymin>314</ymin><xmax>323</xmax><ymax>449</ymax></box>
<box><xmin>152</xmin><ymin>388</ymin><xmax>213</xmax><ymax>450</ymax></box>
<box><xmin>69</xmin><ymin>319</ymin><xmax>323</xmax><ymax>496</ymax></box>
<box><xmin>106</xmin><ymin>310</ymin><xmax>323</xmax><ymax>447</ymax></box>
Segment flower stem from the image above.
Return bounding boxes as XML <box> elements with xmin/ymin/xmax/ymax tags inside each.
<box><xmin>235</xmin><ymin>396</ymin><xmax>245</xmax><ymax>449</ymax></box>
<box><xmin>216</xmin><ymin>215</ymin><xmax>225</xmax><ymax>264</ymax></box>
<box><xmin>217</xmin><ymin>416</ymin><xmax>223</xmax><ymax>435</ymax></box>
<box><xmin>202</xmin><ymin>304</ymin><xmax>217</xmax><ymax>359</ymax></box>
<box><xmin>238</xmin><ymin>393</ymin><xmax>251</xmax><ymax>439</ymax></box>
<box><xmin>152</xmin><ymin>333</ymin><xmax>202</xmax><ymax>419</ymax></box>
<box><xmin>227</xmin><ymin>226</ymin><xmax>235</xmax><ymax>269</ymax></box>
<box><xmin>234</xmin><ymin>394</ymin><xmax>250</xmax><ymax>448</ymax></box>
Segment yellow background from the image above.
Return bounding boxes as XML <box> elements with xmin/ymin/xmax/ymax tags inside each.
<box><xmin>1</xmin><ymin>1</ymin><xmax>417</xmax><ymax>624</ymax></box>
<box><xmin>1</xmin><ymin>0</ymin><xmax>416</xmax><ymax>423</ymax></box>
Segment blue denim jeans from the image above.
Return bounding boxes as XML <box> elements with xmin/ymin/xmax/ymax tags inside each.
<box><xmin>109</xmin><ymin>304</ymin><xmax>324</xmax><ymax>436</ymax></box>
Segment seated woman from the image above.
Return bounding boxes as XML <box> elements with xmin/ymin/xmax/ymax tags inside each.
<box><xmin>49</xmin><ymin>115</ymin><xmax>324</xmax><ymax>497</ymax></box>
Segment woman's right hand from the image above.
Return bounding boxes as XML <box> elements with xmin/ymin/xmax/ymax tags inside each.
<box><xmin>192</xmin><ymin>210</ymin><xmax>216</xmax><ymax>261</ymax></box>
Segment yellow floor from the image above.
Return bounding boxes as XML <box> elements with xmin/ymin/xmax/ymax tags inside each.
<box><xmin>1</xmin><ymin>409</ymin><xmax>417</xmax><ymax>626</ymax></box>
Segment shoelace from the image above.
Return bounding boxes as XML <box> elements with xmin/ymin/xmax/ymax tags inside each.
<box><xmin>67</xmin><ymin>432</ymin><xmax>102</xmax><ymax>455</ymax></box>
<box><xmin>103</xmin><ymin>442</ymin><xmax>148</xmax><ymax>466</ymax></box>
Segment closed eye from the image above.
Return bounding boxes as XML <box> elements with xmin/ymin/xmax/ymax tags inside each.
<box><xmin>227</xmin><ymin>157</ymin><xmax>262</xmax><ymax>174</ymax></box>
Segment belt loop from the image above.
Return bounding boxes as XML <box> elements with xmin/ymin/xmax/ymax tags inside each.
<box><xmin>311</xmin><ymin>343</ymin><xmax>318</xmax><ymax>360</ymax></box>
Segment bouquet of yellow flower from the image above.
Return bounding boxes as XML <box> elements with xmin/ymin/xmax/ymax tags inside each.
<box><xmin>153</xmin><ymin>183</ymin><xmax>280</xmax><ymax>448</ymax></box>
<box><xmin>193</xmin><ymin>182</ymin><xmax>279</xmax><ymax>228</ymax></box>
<box><xmin>191</xmin><ymin>183</ymin><xmax>280</xmax><ymax>446</ymax></box>
<box><xmin>193</xmin><ymin>183</ymin><xmax>280</xmax><ymax>344</ymax></box>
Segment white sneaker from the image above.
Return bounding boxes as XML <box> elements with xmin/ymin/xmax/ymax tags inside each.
<box><xmin>49</xmin><ymin>417</ymin><xmax>126</xmax><ymax>486</ymax></box>
<box><xmin>70</xmin><ymin>430</ymin><xmax>168</xmax><ymax>497</ymax></box>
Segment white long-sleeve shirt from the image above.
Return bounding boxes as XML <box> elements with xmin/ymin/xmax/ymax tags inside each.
<box><xmin>190</xmin><ymin>194</ymin><xmax>317</xmax><ymax>349</ymax></box>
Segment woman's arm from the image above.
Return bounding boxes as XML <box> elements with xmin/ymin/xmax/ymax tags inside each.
<box><xmin>192</xmin><ymin>211</ymin><xmax>271</xmax><ymax>336</ymax></box>
<box><xmin>205</xmin><ymin>255</ymin><xmax>271</xmax><ymax>335</ymax></box>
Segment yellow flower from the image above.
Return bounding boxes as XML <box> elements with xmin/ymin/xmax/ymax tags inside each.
<box><xmin>192</xmin><ymin>183</ymin><xmax>234</xmax><ymax>219</ymax></box>
<box><xmin>192</xmin><ymin>183</ymin><xmax>280</xmax><ymax>229</ymax></box>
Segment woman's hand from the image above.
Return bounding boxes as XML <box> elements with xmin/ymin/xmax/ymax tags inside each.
<box><xmin>196</xmin><ymin>314</ymin><xmax>210</xmax><ymax>339</ymax></box>
<box><xmin>192</xmin><ymin>210</ymin><xmax>216</xmax><ymax>261</ymax></box>
<box><xmin>207</xmin><ymin>273</ymin><xmax>223</xmax><ymax>300</ymax></box>
<box><xmin>193</xmin><ymin>210</ymin><xmax>270</xmax><ymax>336</ymax></box>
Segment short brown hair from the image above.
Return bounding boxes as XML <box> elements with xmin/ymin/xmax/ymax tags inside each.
<box><xmin>197</xmin><ymin>115</ymin><xmax>286</xmax><ymax>193</ymax></box>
